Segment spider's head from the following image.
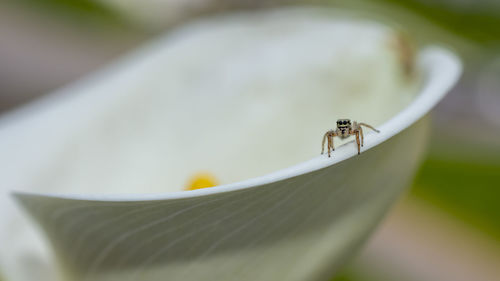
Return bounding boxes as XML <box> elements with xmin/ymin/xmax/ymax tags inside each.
<box><xmin>336</xmin><ymin>119</ymin><xmax>352</xmax><ymax>129</ymax></box>
<box><xmin>336</xmin><ymin>119</ymin><xmax>352</xmax><ymax>137</ymax></box>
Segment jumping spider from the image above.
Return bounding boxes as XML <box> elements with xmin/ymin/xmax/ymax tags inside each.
<box><xmin>321</xmin><ymin>119</ymin><xmax>380</xmax><ymax>157</ymax></box>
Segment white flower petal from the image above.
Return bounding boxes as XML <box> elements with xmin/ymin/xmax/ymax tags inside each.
<box><xmin>0</xmin><ymin>7</ymin><xmax>461</xmax><ymax>281</ymax></box>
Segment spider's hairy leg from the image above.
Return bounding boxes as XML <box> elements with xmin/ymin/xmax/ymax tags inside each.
<box><xmin>322</xmin><ymin>131</ymin><xmax>330</xmax><ymax>155</ymax></box>
<box><xmin>359</xmin><ymin>126</ymin><xmax>364</xmax><ymax>146</ymax></box>
<box><xmin>322</xmin><ymin>130</ymin><xmax>335</xmax><ymax>156</ymax></box>
<box><xmin>321</xmin><ymin>130</ymin><xmax>337</xmax><ymax>157</ymax></box>
<box><xmin>328</xmin><ymin>134</ymin><xmax>332</xmax><ymax>157</ymax></box>
<box><xmin>359</xmin><ymin>122</ymin><xmax>380</xmax><ymax>133</ymax></box>
<box><xmin>328</xmin><ymin>132</ymin><xmax>335</xmax><ymax>157</ymax></box>
<box><xmin>355</xmin><ymin>131</ymin><xmax>361</xmax><ymax>155</ymax></box>
<box><xmin>321</xmin><ymin>132</ymin><xmax>328</xmax><ymax>155</ymax></box>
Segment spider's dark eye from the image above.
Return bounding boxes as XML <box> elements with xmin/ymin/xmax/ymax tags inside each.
<box><xmin>343</xmin><ymin>120</ymin><xmax>347</xmax><ymax>125</ymax></box>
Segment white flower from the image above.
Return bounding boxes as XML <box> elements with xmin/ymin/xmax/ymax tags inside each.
<box><xmin>0</xmin><ymin>7</ymin><xmax>460</xmax><ymax>281</ymax></box>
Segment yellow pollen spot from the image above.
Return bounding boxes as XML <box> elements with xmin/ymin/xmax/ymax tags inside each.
<box><xmin>185</xmin><ymin>172</ymin><xmax>219</xmax><ymax>191</ymax></box>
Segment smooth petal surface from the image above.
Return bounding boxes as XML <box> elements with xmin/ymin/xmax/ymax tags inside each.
<box><xmin>0</xmin><ymin>8</ymin><xmax>461</xmax><ymax>281</ymax></box>
<box><xmin>15</xmin><ymin>121</ymin><xmax>429</xmax><ymax>281</ymax></box>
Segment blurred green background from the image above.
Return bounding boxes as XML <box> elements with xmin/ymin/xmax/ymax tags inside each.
<box><xmin>1</xmin><ymin>0</ymin><xmax>499</xmax><ymax>281</ymax></box>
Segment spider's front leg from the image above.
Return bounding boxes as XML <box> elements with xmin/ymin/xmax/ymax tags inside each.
<box><xmin>354</xmin><ymin>130</ymin><xmax>361</xmax><ymax>155</ymax></box>
<box><xmin>328</xmin><ymin>132</ymin><xmax>336</xmax><ymax>157</ymax></box>
<box><xmin>321</xmin><ymin>133</ymin><xmax>327</xmax><ymax>155</ymax></box>
<box><xmin>352</xmin><ymin>121</ymin><xmax>366</xmax><ymax>147</ymax></box>
<box><xmin>359</xmin><ymin>127</ymin><xmax>364</xmax><ymax>146</ymax></box>
<box><xmin>321</xmin><ymin>130</ymin><xmax>336</xmax><ymax>157</ymax></box>
<box><xmin>321</xmin><ymin>131</ymin><xmax>329</xmax><ymax>155</ymax></box>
